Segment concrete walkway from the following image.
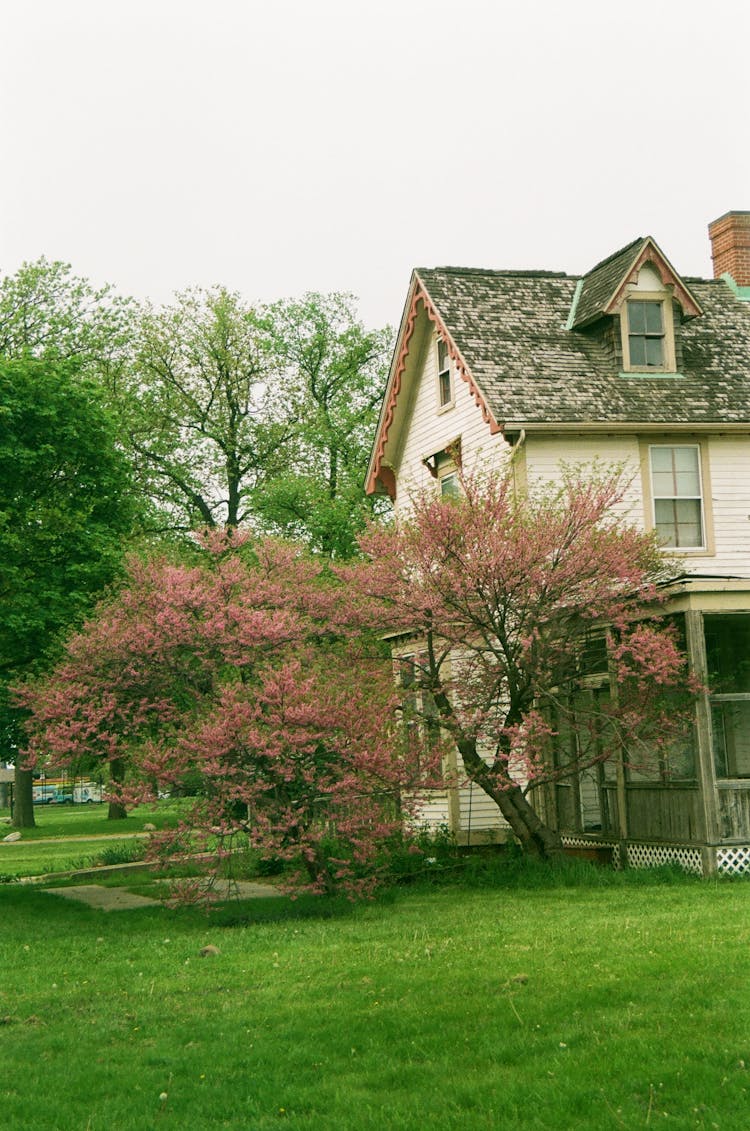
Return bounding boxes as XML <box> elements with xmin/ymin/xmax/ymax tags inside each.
<box><xmin>46</xmin><ymin>884</ymin><xmax>160</xmax><ymax>910</ymax></box>
<box><xmin>43</xmin><ymin>878</ymin><xmax>282</xmax><ymax>911</ymax></box>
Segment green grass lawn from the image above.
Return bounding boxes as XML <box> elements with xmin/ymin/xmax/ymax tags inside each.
<box><xmin>1</xmin><ymin>871</ymin><xmax>749</xmax><ymax>1130</ymax></box>
<box><xmin>0</xmin><ymin>801</ymin><xmax>187</xmax><ymax>878</ymax></box>
<box><xmin>1</xmin><ymin>799</ymin><xmax>186</xmax><ymax>840</ymax></box>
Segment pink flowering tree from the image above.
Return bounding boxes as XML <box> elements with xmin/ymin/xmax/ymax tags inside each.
<box><xmin>355</xmin><ymin>468</ymin><xmax>696</xmax><ymax>859</ymax></box>
<box><xmin>20</xmin><ymin>532</ymin><xmax>439</xmax><ymax>896</ymax></box>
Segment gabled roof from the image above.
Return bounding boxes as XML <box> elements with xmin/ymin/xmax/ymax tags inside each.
<box><xmin>414</xmin><ymin>266</ymin><xmax>749</xmax><ymax>427</ymax></box>
<box><xmin>571</xmin><ymin>236</ymin><xmax>703</xmax><ymax>328</ymax></box>
<box><xmin>366</xmin><ymin>249</ymin><xmax>750</xmax><ymax>495</ymax></box>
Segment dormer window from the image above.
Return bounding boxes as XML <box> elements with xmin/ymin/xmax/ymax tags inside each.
<box><xmin>627</xmin><ymin>300</ymin><xmax>665</xmax><ymax>367</ymax></box>
<box><xmin>436</xmin><ymin>338</ymin><xmax>453</xmax><ymax>409</ymax></box>
<box><xmin>620</xmin><ymin>292</ymin><xmax>676</xmax><ymax>373</ymax></box>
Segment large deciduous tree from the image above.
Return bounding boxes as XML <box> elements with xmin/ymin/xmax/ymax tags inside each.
<box><xmin>0</xmin><ymin>257</ymin><xmax>135</xmax><ymax>379</ymax></box>
<box><xmin>120</xmin><ymin>287</ymin><xmax>291</xmax><ymax>533</ymax></box>
<box><xmin>22</xmin><ymin>533</ymin><xmax>436</xmax><ymax>894</ymax></box>
<box><xmin>0</xmin><ymin>261</ymin><xmax>392</xmax><ymax>555</ymax></box>
<box><xmin>0</xmin><ymin>358</ymin><xmax>136</xmax><ymax>825</ymax></box>
<box><xmin>119</xmin><ymin>288</ymin><xmax>390</xmax><ymax>549</ymax></box>
<box><xmin>356</xmin><ymin>468</ymin><xmax>694</xmax><ymax>859</ymax></box>
<box><xmin>253</xmin><ymin>293</ymin><xmax>391</xmax><ymax>557</ymax></box>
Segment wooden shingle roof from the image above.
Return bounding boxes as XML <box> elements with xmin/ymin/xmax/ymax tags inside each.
<box><xmin>414</xmin><ymin>266</ymin><xmax>750</xmax><ymax>428</ymax></box>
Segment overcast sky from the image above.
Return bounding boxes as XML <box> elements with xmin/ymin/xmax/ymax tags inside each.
<box><xmin>3</xmin><ymin>0</ymin><xmax>748</xmax><ymax>329</ymax></box>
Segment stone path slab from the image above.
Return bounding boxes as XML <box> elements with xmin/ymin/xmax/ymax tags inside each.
<box><xmin>44</xmin><ymin>878</ymin><xmax>282</xmax><ymax>911</ymax></box>
<box><xmin>46</xmin><ymin>885</ymin><xmax>159</xmax><ymax>911</ymax></box>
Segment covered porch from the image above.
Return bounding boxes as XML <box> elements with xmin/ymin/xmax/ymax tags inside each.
<box><xmin>541</xmin><ymin>580</ymin><xmax>750</xmax><ymax>875</ymax></box>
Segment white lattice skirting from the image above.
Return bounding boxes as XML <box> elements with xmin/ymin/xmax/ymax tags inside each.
<box><xmin>716</xmin><ymin>846</ymin><xmax>750</xmax><ymax>876</ymax></box>
<box><xmin>561</xmin><ymin>836</ymin><xmax>707</xmax><ymax>874</ymax></box>
<box><xmin>624</xmin><ymin>843</ymin><xmax>704</xmax><ymax>875</ymax></box>
<box><xmin>563</xmin><ymin>838</ymin><xmax>750</xmax><ymax>876</ymax></box>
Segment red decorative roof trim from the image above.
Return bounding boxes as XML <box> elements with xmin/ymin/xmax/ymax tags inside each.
<box><xmin>366</xmin><ymin>277</ymin><xmax>500</xmax><ymax>497</ymax></box>
<box><xmin>606</xmin><ymin>239</ymin><xmax>703</xmax><ymax>318</ymax></box>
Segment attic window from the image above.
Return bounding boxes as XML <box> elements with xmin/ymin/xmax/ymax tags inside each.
<box><xmin>628</xmin><ymin>301</ymin><xmax>664</xmax><ymax>367</ymax></box>
<box><xmin>621</xmin><ymin>293</ymin><xmax>676</xmax><ymax>372</ymax></box>
<box><xmin>436</xmin><ymin>338</ymin><xmax>453</xmax><ymax>409</ymax></box>
<box><xmin>422</xmin><ymin>438</ymin><xmax>462</xmax><ymax>498</ymax></box>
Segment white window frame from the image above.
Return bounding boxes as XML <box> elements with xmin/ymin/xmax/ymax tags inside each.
<box><xmin>641</xmin><ymin>441</ymin><xmax>714</xmax><ymax>553</ymax></box>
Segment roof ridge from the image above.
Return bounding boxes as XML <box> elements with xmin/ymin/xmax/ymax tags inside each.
<box><xmin>582</xmin><ymin>236</ymin><xmax>646</xmax><ymax>277</ymax></box>
<box><xmin>418</xmin><ymin>266</ymin><xmax>571</xmax><ymax>279</ymax></box>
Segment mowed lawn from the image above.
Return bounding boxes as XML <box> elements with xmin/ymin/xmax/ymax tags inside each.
<box><xmin>1</xmin><ymin>873</ymin><xmax>749</xmax><ymax>1130</ymax></box>
<box><xmin>0</xmin><ymin>802</ymin><xmax>186</xmax><ymax>879</ymax></box>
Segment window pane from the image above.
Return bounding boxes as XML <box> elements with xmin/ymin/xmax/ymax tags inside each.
<box><xmin>650</xmin><ymin>447</ymin><xmax>673</xmax><ymax>472</ymax></box>
<box><xmin>629</xmin><ymin>336</ymin><xmax>646</xmax><ymax>366</ymax></box>
<box><xmin>651</xmin><ymin>447</ymin><xmax>700</xmax><ymax>497</ymax></box>
<box><xmin>628</xmin><ymin>301</ymin><xmax>647</xmax><ymax>333</ymax></box>
<box><xmin>652</xmin><ymin>469</ymin><xmax>676</xmax><ymax>496</ymax></box>
<box><xmin>644</xmin><ymin>336</ymin><xmax>664</xmax><ymax>366</ymax></box>
<box><xmin>711</xmin><ymin>701</ymin><xmax>750</xmax><ymax>777</ymax></box>
<box><xmin>654</xmin><ymin>499</ymin><xmax>678</xmax><ymax>546</ymax></box>
<box><xmin>674</xmin><ymin>466</ymin><xmax>700</xmax><ymax>496</ymax></box>
<box><xmin>674</xmin><ymin>446</ymin><xmax>699</xmax><ymax>473</ymax></box>
<box><xmin>644</xmin><ymin>302</ymin><xmax>663</xmax><ymax>333</ymax></box>
<box><xmin>440</xmin><ymin>473</ymin><xmax>459</xmax><ymax>499</ymax></box>
<box><xmin>654</xmin><ymin>499</ymin><xmax>702</xmax><ymax>547</ymax></box>
<box><xmin>674</xmin><ymin>499</ymin><xmax>702</xmax><ymax>546</ymax></box>
<box><xmin>439</xmin><ymin>370</ymin><xmax>452</xmax><ymax>406</ymax></box>
<box><xmin>705</xmin><ymin>615</ymin><xmax>750</xmax><ymax>693</ymax></box>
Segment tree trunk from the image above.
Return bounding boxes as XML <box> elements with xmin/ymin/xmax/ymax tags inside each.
<box><xmin>107</xmin><ymin>756</ymin><xmax>127</xmax><ymax>820</ymax></box>
<box><xmin>493</xmin><ymin>782</ymin><xmax>565</xmax><ymax>859</ymax></box>
<box><xmin>12</xmin><ymin>766</ymin><xmax>36</xmax><ymax>829</ymax></box>
<box><xmin>435</xmin><ymin>696</ymin><xmax>564</xmax><ymax>859</ymax></box>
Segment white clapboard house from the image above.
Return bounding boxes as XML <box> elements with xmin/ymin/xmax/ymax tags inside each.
<box><xmin>366</xmin><ymin>211</ymin><xmax>750</xmax><ymax>876</ymax></box>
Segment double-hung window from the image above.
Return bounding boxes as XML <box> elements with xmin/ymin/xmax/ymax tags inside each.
<box><xmin>627</xmin><ymin>300</ymin><xmax>665</xmax><ymax>368</ymax></box>
<box><xmin>621</xmin><ymin>294</ymin><xmax>676</xmax><ymax>373</ymax></box>
<box><xmin>649</xmin><ymin>444</ymin><xmax>704</xmax><ymax>549</ymax></box>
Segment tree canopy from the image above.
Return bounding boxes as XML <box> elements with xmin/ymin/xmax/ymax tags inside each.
<box><xmin>0</xmin><ymin>260</ymin><xmax>392</xmax><ymax>555</ymax></box>
<box><xmin>0</xmin><ymin>357</ymin><xmax>137</xmax><ymax>823</ymax></box>
<box><xmin>110</xmin><ymin>285</ymin><xmax>391</xmax><ymax>550</ymax></box>
<box><xmin>356</xmin><ymin>467</ymin><xmax>694</xmax><ymax>858</ymax></box>
<box><xmin>0</xmin><ymin>257</ymin><xmax>134</xmax><ymax>378</ymax></box>
<box><xmin>22</xmin><ymin>533</ymin><xmax>437</xmax><ymax>894</ymax></box>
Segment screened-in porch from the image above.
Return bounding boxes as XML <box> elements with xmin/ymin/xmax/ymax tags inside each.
<box><xmin>541</xmin><ymin>588</ymin><xmax>750</xmax><ymax>875</ymax></box>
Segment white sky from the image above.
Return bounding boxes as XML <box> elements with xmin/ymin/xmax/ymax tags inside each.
<box><xmin>3</xmin><ymin>0</ymin><xmax>748</xmax><ymax>329</ymax></box>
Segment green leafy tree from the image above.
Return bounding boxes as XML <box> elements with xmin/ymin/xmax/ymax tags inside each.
<box><xmin>120</xmin><ymin>288</ymin><xmax>391</xmax><ymax>552</ymax></box>
<box><xmin>0</xmin><ymin>358</ymin><xmax>136</xmax><ymax>825</ymax></box>
<box><xmin>254</xmin><ymin>293</ymin><xmax>391</xmax><ymax>556</ymax></box>
<box><xmin>118</xmin><ymin>286</ymin><xmax>293</xmax><ymax>534</ymax></box>
<box><xmin>0</xmin><ymin>257</ymin><xmax>135</xmax><ymax>379</ymax></box>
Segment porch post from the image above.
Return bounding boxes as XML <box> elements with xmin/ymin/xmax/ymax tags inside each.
<box><xmin>684</xmin><ymin>610</ymin><xmax>720</xmax><ymax>844</ymax></box>
<box><xmin>606</xmin><ymin>630</ymin><xmax>628</xmax><ymax>839</ymax></box>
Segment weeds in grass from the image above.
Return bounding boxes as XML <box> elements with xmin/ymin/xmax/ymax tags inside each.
<box><xmin>95</xmin><ymin>840</ymin><xmax>146</xmax><ymax>867</ymax></box>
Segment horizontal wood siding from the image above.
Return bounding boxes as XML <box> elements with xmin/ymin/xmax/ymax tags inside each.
<box><xmin>526</xmin><ymin>432</ymin><xmax>750</xmax><ymax>576</ymax></box>
<box><xmin>526</xmin><ymin>434</ymin><xmax>643</xmax><ymax>524</ymax></box>
<box><xmin>394</xmin><ymin>320</ymin><xmax>509</xmax><ymax>513</ymax></box>
<box><xmin>408</xmin><ymin>790</ymin><xmax>452</xmax><ymax>832</ymax></box>
<box><xmin>718</xmin><ymin>784</ymin><xmax>750</xmax><ymax>840</ymax></box>
<box><xmin>457</xmin><ymin>778</ymin><xmax>508</xmax><ymax>832</ymax></box>
<box><xmin>706</xmin><ymin>436</ymin><xmax>750</xmax><ymax>575</ymax></box>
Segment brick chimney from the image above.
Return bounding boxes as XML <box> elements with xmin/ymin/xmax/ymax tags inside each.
<box><xmin>708</xmin><ymin>211</ymin><xmax>750</xmax><ymax>286</ymax></box>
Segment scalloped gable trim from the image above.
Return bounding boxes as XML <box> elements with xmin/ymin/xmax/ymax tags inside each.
<box><xmin>365</xmin><ymin>274</ymin><xmax>501</xmax><ymax>498</ymax></box>
<box><xmin>605</xmin><ymin>238</ymin><xmax>703</xmax><ymax>318</ymax></box>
